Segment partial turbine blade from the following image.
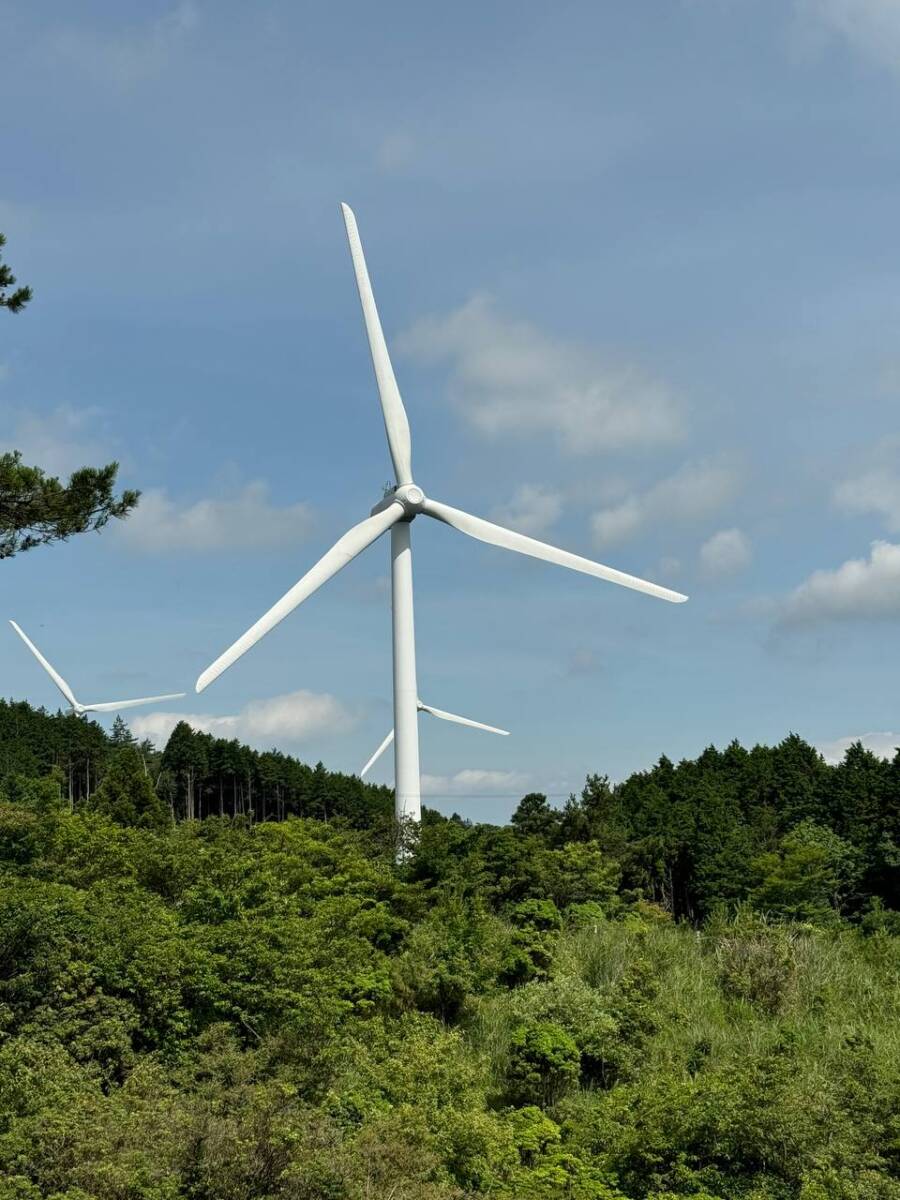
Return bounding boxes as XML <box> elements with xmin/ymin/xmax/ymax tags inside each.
<box><xmin>421</xmin><ymin>499</ymin><xmax>688</xmax><ymax>604</ymax></box>
<box><xmin>84</xmin><ymin>693</ymin><xmax>186</xmax><ymax>714</ymax></box>
<box><xmin>361</xmin><ymin>703</ymin><xmax>508</xmax><ymax>780</ymax></box>
<box><xmin>360</xmin><ymin>729</ymin><xmax>394</xmax><ymax>778</ymax></box>
<box><xmin>341</xmin><ymin>203</ymin><xmax>413</xmax><ymax>486</ymax></box>
<box><xmin>418</xmin><ymin>701</ymin><xmax>510</xmax><ymax>737</ymax></box>
<box><xmin>196</xmin><ymin>502</ymin><xmax>405</xmax><ymax>693</ymax></box>
<box><xmin>9</xmin><ymin>620</ymin><xmax>79</xmax><ymax>709</ymax></box>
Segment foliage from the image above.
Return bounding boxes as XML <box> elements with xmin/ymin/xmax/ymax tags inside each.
<box><xmin>0</xmin><ymin>450</ymin><xmax>139</xmax><ymax>559</ymax></box>
<box><xmin>0</xmin><ymin>231</ymin><xmax>31</xmax><ymax>312</ymax></box>
<box><xmin>88</xmin><ymin>746</ymin><xmax>171</xmax><ymax>832</ymax></box>
<box><xmin>1</xmin><ymin>704</ymin><xmax>900</xmax><ymax>1196</ymax></box>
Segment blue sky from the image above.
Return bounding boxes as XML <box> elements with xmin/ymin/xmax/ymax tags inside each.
<box><xmin>4</xmin><ymin>0</ymin><xmax>900</xmax><ymax>820</ymax></box>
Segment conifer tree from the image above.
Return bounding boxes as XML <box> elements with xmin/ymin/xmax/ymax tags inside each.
<box><xmin>0</xmin><ymin>233</ymin><xmax>31</xmax><ymax>312</ymax></box>
<box><xmin>89</xmin><ymin>745</ymin><xmax>170</xmax><ymax>831</ymax></box>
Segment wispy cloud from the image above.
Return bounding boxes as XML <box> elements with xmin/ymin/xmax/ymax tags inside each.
<box><xmin>779</xmin><ymin>540</ymin><xmax>900</xmax><ymax>626</ymax></box>
<box><xmin>795</xmin><ymin>0</ymin><xmax>900</xmax><ymax>73</ymax></box>
<box><xmin>115</xmin><ymin>482</ymin><xmax>315</xmax><ymax>553</ymax></box>
<box><xmin>397</xmin><ymin>295</ymin><xmax>683</xmax><ymax>456</ymax></box>
<box><xmin>129</xmin><ymin>689</ymin><xmax>355</xmax><ymax>749</ymax></box>
<box><xmin>817</xmin><ymin>730</ymin><xmax>900</xmax><ymax>764</ymax></box>
<box><xmin>49</xmin><ymin>2</ymin><xmax>199</xmax><ymax>87</ymax></box>
<box><xmin>591</xmin><ymin>456</ymin><xmax>741</xmax><ymax>548</ymax></box>
<box><xmin>0</xmin><ymin>404</ymin><xmax>113</xmax><ymax>476</ymax></box>
<box><xmin>700</xmin><ymin>528</ymin><xmax>752</xmax><ymax>578</ymax></box>
<box><xmin>491</xmin><ymin>484</ymin><xmax>563</xmax><ymax>537</ymax></box>
<box><xmin>420</xmin><ymin>768</ymin><xmax>530</xmax><ymax>797</ymax></box>
<box><xmin>834</xmin><ymin>437</ymin><xmax>900</xmax><ymax>531</ymax></box>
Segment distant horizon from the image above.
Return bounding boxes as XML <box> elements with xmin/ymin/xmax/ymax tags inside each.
<box><xmin>3</xmin><ymin>692</ymin><xmax>894</xmax><ymax>825</ymax></box>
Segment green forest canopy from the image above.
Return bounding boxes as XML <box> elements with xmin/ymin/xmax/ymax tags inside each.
<box><xmin>2</xmin><ymin>697</ymin><xmax>900</xmax><ymax>1198</ymax></box>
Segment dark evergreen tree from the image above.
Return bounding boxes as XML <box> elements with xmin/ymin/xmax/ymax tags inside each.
<box><xmin>511</xmin><ymin>793</ymin><xmax>561</xmax><ymax>842</ymax></box>
<box><xmin>110</xmin><ymin>716</ymin><xmax>137</xmax><ymax>747</ymax></box>
<box><xmin>88</xmin><ymin>746</ymin><xmax>170</xmax><ymax>831</ymax></box>
<box><xmin>0</xmin><ymin>232</ymin><xmax>31</xmax><ymax>312</ymax></box>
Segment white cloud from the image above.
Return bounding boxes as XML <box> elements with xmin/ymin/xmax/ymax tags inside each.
<box><xmin>834</xmin><ymin>438</ymin><xmax>900</xmax><ymax>531</ymax></box>
<box><xmin>115</xmin><ymin>482</ymin><xmax>314</xmax><ymax>553</ymax></box>
<box><xmin>491</xmin><ymin>484</ymin><xmax>563</xmax><ymax>536</ymax></box>
<box><xmin>397</xmin><ymin>295</ymin><xmax>683</xmax><ymax>455</ymax></box>
<box><xmin>591</xmin><ymin>456</ymin><xmax>741</xmax><ymax>547</ymax></box>
<box><xmin>817</xmin><ymin>730</ymin><xmax>900</xmax><ymax>764</ymax></box>
<box><xmin>420</xmin><ymin>768</ymin><xmax>530</xmax><ymax>797</ymax></box>
<box><xmin>50</xmin><ymin>3</ymin><xmax>199</xmax><ymax>86</ymax></box>
<box><xmin>129</xmin><ymin>689</ymin><xmax>355</xmax><ymax>749</ymax></box>
<box><xmin>0</xmin><ymin>404</ymin><xmax>110</xmax><ymax>476</ymax></box>
<box><xmin>796</xmin><ymin>0</ymin><xmax>900</xmax><ymax>72</ymax></box>
<box><xmin>700</xmin><ymin>528</ymin><xmax>752</xmax><ymax>578</ymax></box>
<box><xmin>779</xmin><ymin>540</ymin><xmax>900</xmax><ymax>626</ymax></box>
<box><xmin>657</xmin><ymin>555</ymin><xmax>682</xmax><ymax>579</ymax></box>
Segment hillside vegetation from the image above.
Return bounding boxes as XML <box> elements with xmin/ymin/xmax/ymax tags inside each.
<box><xmin>1</xmin><ymin>699</ymin><xmax>899</xmax><ymax>1199</ymax></box>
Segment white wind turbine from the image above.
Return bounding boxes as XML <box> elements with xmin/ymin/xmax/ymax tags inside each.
<box><xmin>195</xmin><ymin>203</ymin><xmax>687</xmax><ymax>826</ymax></box>
<box><xmin>359</xmin><ymin>701</ymin><xmax>510</xmax><ymax>781</ymax></box>
<box><xmin>9</xmin><ymin>620</ymin><xmax>185</xmax><ymax>716</ymax></box>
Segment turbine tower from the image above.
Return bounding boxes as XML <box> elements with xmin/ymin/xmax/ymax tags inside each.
<box><xmin>9</xmin><ymin>620</ymin><xmax>185</xmax><ymax>715</ymax></box>
<box><xmin>196</xmin><ymin>203</ymin><xmax>687</xmax><ymax>826</ymax></box>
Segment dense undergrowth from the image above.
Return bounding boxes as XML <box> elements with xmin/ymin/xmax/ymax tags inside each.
<box><xmin>1</xmin><ymin>701</ymin><xmax>900</xmax><ymax>1199</ymax></box>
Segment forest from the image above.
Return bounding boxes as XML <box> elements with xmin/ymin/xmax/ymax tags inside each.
<box><xmin>1</xmin><ymin>698</ymin><xmax>899</xmax><ymax>1199</ymax></box>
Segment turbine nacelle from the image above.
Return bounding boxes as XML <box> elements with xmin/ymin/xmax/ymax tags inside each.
<box><xmin>370</xmin><ymin>483</ymin><xmax>426</xmax><ymax>520</ymax></box>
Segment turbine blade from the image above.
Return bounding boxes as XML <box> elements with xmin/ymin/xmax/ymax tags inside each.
<box><xmin>196</xmin><ymin>502</ymin><xmax>405</xmax><ymax>693</ymax></box>
<box><xmin>421</xmin><ymin>499</ymin><xmax>688</xmax><ymax>604</ymax></box>
<box><xmin>361</xmin><ymin>703</ymin><xmax>508</xmax><ymax>781</ymax></box>
<box><xmin>9</xmin><ymin>620</ymin><xmax>79</xmax><ymax>708</ymax></box>
<box><xmin>341</xmin><ymin>203</ymin><xmax>413</xmax><ymax>486</ymax></box>
<box><xmin>418</xmin><ymin>701</ymin><xmax>509</xmax><ymax>737</ymax></box>
<box><xmin>360</xmin><ymin>729</ymin><xmax>394</xmax><ymax>778</ymax></box>
<box><xmin>83</xmin><ymin>692</ymin><xmax>186</xmax><ymax>713</ymax></box>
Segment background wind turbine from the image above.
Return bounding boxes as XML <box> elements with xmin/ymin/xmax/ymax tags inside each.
<box><xmin>9</xmin><ymin>620</ymin><xmax>185</xmax><ymax>715</ymax></box>
<box><xmin>360</xmin><ymin>700</ymin><xmax>509</xmax><ymax>779</ymax></box>
<box><xmin>196</xmin><ymin>203</ymin><xmax>687</xmax><ymax>827</ymax></box>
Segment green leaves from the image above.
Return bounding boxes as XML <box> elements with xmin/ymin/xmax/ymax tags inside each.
<box><xmin>0</xmin><ymin>232</ymin><xmax>31</xmax><ymax>313</ymax></box>
<box><xmin>0</xmin><ymin>451</ymin><xmax>139</xmax><ymax>559</ymax></box>
<box><xmin>1</xmin><ymin>709</ymin><xmax>900</xmax><ymax>1197</ymax></box>
<box><xmin>505</xmin><ymin>1021</ymin><xmax>580</xmax><ymax>1108</ymax></box>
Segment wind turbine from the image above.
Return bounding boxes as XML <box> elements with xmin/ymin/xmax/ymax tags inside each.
<box><xmin>9</xmin><ymin>620</ymin><xmax>185</xmax><ymax>715</ymax></box>
<box><xmin>196</xmin><ymin>203</ymin><xmax>687</xmax><ymax>826</ymax></box>
<box><xmin>360</xmin><ymin>700</ymin><xmax>510</xmax><ymax>780</ymax></box>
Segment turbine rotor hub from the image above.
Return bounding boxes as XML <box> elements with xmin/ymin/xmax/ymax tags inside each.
<box><xmin>398</xmin><ymin>484</ymin><xmax>425</xmax><ymax>513</ymax></box>
<box><xmin>371</xmin><ymin>482</ymin><xmax>426</xmax><ymax>518</ymax></box>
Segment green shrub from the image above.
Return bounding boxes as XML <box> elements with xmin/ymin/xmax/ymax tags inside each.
<box><xmin>506</xmin><ymin>1021</ymin><xmax>581</xmax><ymax>1107</ymax></box>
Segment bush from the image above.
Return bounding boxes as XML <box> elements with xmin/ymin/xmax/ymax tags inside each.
<box><xmin>506</xmin><ymin>1021</ymin><xmax>581</xmax><ymax>1108</ymax></box>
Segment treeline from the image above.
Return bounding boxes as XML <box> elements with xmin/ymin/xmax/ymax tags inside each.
<box><xmin>496</xmin><ymin>734</ymin><xmax>900</xmax><ymax>925</ymax></box>
<box><xmin>3</xmin><ymin>698</ymin><xmax>900</xmax><ymax>929</ymax></box>
<box><xmin>0</xmin><ymin>699</ymin><xmax>393</xmax><ymax>826</ymax></box>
